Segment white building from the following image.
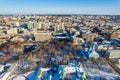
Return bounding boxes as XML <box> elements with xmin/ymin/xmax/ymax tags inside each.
<box><xmin>7</xmin><ymin>28</ymin><xmax>18</xmax><ymax>35</ymax></box>
<box><xmin>0</xmin><ymin>63</ymin><xmax>17</xmax><ymax>80</ymax></box>
<box><xmin>0</xmin><ymin>65</ymin><xmax>4</xmax><ymax>72</ymax></box>
<box><xmin>107</xmin><ymin>50</ymin><xmax>120</xmax><ymax>58</ymax></box>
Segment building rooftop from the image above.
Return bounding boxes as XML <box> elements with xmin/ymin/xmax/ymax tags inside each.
<box><xmin>82</xmin><ymin>60</ymin><xmax>119</xmax><ymax>80</ymax></box>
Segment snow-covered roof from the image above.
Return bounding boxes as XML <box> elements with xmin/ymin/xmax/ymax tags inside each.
<box><xmin>13</xmin><ymin>76</ymin><xmax>26</xmax><ymax>80</ymax></box>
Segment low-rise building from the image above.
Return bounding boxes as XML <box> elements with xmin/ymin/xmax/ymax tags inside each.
<box><xmin>7</xmin><ymin>28</ymin><xmax>18</xmax><ymax>35</ymax></box>
<box><xmin>34</xmin><ymin>32</ymin><xmax>52</xmax><ymax>42</ymax></box>
<box><xmin>106</xmin><ymin>50</ymin><xmax>120</xmax><ymax>59</ymax></box>
<box><xmin>111</xmin><ymin>32</ymin><xmax>120</xmax><ymax>39</ymax></box>
<box><xmin>0</xmin><ymin>63</ymin><xmax>17</xmax><ymax>80</ymax></box>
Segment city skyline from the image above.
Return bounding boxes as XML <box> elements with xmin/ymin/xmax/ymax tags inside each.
<box><xmin>0</xmin><ymin>3</ymin><xmax>120</xmax><ymax>79</ymax></box>
<box><xmin>0</xmin><ymin>0</ymin><xmax>120</xmax><ymax>15</ymax></box>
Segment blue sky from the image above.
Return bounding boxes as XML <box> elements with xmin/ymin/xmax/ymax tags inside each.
<box><xmin>0</xmin><ymin>0</ymin><xmax>120</xmax><ymax>15</ymax></box>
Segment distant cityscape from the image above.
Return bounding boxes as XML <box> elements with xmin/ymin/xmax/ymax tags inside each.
<box><xmin>0</xmin><ymin>14</ymin><xmax>119</xmax><ymax>80</ymax></box>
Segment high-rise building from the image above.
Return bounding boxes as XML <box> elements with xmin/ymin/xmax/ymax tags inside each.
<box><xmin>54</xmin><ymin>23</ymin><xmax>65</xmax><ymax>32</ymax></box>
<box><xmin>15</xmin><ymin>22</ymin><xmax>20</xmax><ymax>26</ymax></box>
<box><xmin>27</xmin><ymin>21</ymin><xmax>34</xmax><ymax>29</ymax></box>
<box><xmin>33</xmin><ymin>22</ymin><xmax>39</xmax><ymax>29</ymax></box>
<box><xmin>38</xmin><ymin>22</ymin><xmax>43</xmax><ymax>29</ymax></box>
<box><xmin>27</xmin><ymin>21</ymin><xmax>39</xmax><ymax>29</ymax></box>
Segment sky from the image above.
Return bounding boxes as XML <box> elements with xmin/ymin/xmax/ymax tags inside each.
<box><xmin>0</xmin><ymin>0</ymin><xmax>120</xmax><ymax>15</ymax></box>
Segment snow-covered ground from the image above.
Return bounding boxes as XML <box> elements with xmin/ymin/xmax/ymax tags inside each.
<box><xmin>82</xmin><ymin>60</ymin><xmax>119</xmax><ymax>80</ymax></box>
<box><xmin>14</xmin><ymin>64</ymin><xmax>86</xmax><ymax>80</ymax></box>
<box><xmin>13</xmin><ymin>71</ymin><xmax>35</xmax><ymax>80</ymax></box>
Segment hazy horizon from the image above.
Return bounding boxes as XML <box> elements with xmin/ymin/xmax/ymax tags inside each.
<box><xmin>0</xmin><ymin>0</ymin><xmax>120</xmax><ymax>15</ymax></box>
